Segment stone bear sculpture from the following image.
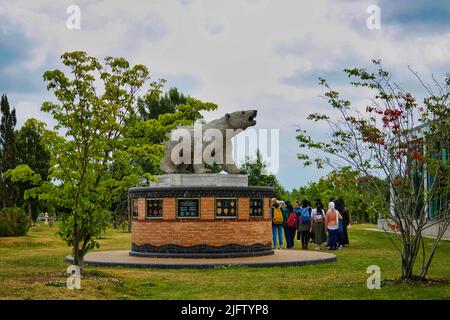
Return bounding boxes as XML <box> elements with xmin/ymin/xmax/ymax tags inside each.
<box><xmin>160</xmin><ymin>110</ymin><xmax>257</xmax><ymax>174</ymax></box>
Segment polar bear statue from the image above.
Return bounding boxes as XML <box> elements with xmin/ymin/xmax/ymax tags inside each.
<box><xmin>160</xmin><ymin>110</ymin><xmax>257</xmax><ymax>174</ymax></box>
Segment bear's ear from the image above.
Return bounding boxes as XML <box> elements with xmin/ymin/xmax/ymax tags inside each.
<box><xmin>225</xmin><ymin>113</ymin><xmax>230</xmax><ymax>121</ymax></box>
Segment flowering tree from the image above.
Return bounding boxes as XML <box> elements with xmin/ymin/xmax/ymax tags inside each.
<box><xmin>297</xmin><ymin>60</ymin><xmax>450</xmax><ymax>280</ymax></box>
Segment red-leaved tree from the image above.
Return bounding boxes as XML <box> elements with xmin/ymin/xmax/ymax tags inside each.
<box><xmin>297</xmin><ymin>60</ymin><xmax>450</xmax><ymax>280</ymax></box>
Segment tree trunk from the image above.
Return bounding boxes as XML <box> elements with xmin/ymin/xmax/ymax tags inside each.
<box><xmin>401</xmin><ymin>243</ymin><xmax>416</xmax><ymax>279</ymax></box>
<box><xmin>72</xmin><ymin>241</ymin><xmax>84</xmax><ymax>274</ymax></box>
<box><xmin>419</xmin><ymin>223</ymin><xmax>450</xmax><ymax>279</ymax></box>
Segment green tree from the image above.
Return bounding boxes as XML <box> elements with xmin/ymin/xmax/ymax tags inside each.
<box><xmin>37</xmin><ymin>51</ymin><xmax>165</xmax><ymax>271</ymax></box>
<box><xmin>137</xmin><ymin>86</ymin><xmax>187</xmax><ymax>121</ymax></box>
<box><xmin>242</xmin><ymin>150</ymin><xmax>286</xmax><ymax>199</ymax></box>
<box><xmin>14</xmin><ymin>118</ymin><xmax>51</xmax><ymax>220</ymax></box>
<box><xmin>291</xmin><ymin>168</ymin><xmax>388</xmax><ymax>223</ymax></box>
<box><xmin>0</xmin><ymin>94</ymin><xmax>17</xmax><ymax>208</ymax></box>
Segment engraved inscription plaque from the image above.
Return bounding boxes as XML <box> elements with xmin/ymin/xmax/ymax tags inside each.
<box><xmin>177</xmin><ymin>198</ymin><xmax>200</xmax><ymax>218</ymax></box>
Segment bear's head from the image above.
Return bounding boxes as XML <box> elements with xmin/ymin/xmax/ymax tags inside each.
<box><xmin>225</xmin><ymin>110</ymin><xmax>257</xmax><ymax>130</ymax></box>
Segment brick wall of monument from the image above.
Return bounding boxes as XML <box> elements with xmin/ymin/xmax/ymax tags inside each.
<box><xmin>131</xmin><ymin>197</ymin><xmax>272</xmax><ymax>247</ymax></box>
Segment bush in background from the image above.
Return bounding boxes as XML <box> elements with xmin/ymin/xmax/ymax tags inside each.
<box><xmin>0</xmin><ymin>207</ymin><xmax>30</xmax><ymax>237</ymax></box>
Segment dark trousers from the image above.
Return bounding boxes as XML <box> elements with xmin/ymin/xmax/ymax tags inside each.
<box><xmin>284</xmin><ymin>226</ymin><xmax>296</xmax><ymax>248</ymax></box>
<box><xmin>299</xmin><ymin>231</ymin><xmax>309</xmax><ymax>247</ymax></box>
<box><xmin>309</xmin><ymin>231</ymin><xmax>315</xmax><ymax>243</ymax></box>
<box><xmin>328</xmin><ymin>229</ymin><xmax>338</xmax><ymax>250</ymax></box>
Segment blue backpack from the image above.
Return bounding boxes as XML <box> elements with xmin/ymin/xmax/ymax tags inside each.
<box><xmin>299</xmin><ymin>207</ymin><xmax>310</xmax><ymax>224</ymax></box>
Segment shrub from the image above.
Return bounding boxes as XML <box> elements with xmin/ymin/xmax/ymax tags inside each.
<box><xmin>0</xmin><ymin>207</ymin><xmax>30</xmax><ymax>237</ymax></box>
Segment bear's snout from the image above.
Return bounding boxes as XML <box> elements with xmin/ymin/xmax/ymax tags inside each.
<box><xmin>248</xmin><ymin>110</ymin><xmax>257</xmax><ymax>123</ymax></box>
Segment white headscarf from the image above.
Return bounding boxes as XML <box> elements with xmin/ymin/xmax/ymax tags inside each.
<box><xmin>328</xmin><ymin>201</ymin><xmax>335</xmax><ymax>211</ymax></box>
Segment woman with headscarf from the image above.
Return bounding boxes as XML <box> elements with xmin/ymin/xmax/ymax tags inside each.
<box><xmin>311</xmin><ymin>200</ymin><xmax>327</xmax><ymax>250</ymax></box>
<box><xmin>335</xmin><ymin>198</ymin><xmax>350</xmax><ymax>246</ymax></box>
<box><xmin>325</xmin><ymin>201</ymin><xmax>342</xmax><ymax>250</ymax></box>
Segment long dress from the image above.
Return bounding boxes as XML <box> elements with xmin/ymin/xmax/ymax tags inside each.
<box><xmin>339</xmin><ymin>207</ymin><xmax>350</xmax><ymax>246</ymax></box>
<box><xmin>311</xmin><ymin>209</ymin><xmax>327</xmax><ymax>245</ymax></box>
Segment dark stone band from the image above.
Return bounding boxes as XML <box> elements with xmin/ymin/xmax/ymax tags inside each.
<box><xmin>130</xmin><ymin>243</ymin><xmax>274</xmax><ymax>259</ymax></box>
<box><xmin>128</xmin><ymin>186</ymin><xmax>274</xmax><ymax>199</ymax></box>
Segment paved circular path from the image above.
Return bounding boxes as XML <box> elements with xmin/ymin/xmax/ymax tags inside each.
<box><xmin>66</xmin><ymin>249</ymin><xmax>336</xmax><ymax>269</ymax></box>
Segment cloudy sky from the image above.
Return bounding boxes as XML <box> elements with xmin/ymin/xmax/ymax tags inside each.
<box><xmin>1</xmin><ymin>0</ymin><xmax>449</xmax><ymax>190</ymax></box>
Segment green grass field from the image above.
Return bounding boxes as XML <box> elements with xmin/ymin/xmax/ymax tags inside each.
<box><xmin>1</xmin><ymin>223</ymin><xmax>450</xmax><ymax>300</ymax></box>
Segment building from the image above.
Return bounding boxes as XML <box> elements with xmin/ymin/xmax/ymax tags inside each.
<box><xmin>378</xmin><ymin>123</ymin><xmax>450</xmax><ymax>239</ymax></box>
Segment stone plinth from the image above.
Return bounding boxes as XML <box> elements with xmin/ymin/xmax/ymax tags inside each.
<box><xmin>149</xmin><ymin>174</ymin><xmax>248</xmax><ymax>187</ymax></box>
<box><xmin>129</xmin><ymin>174</ymin><xmax>274</xmax><ymax>258</ymax></box>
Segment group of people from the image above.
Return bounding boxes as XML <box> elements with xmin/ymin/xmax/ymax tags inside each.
<box><xmin>270</xmin><ymin>197</ymin><xmax>351</xmax><ymax>251</ymax></box>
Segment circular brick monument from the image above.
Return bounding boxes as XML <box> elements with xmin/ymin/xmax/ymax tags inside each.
<box><xmin>128</xmin><ymin>174</ymin><xmax>274</xmax><ymax>258</ymax></box>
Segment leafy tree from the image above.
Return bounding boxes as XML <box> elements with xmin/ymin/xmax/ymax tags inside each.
<box><xmin>291</xmin><ymin>167</ymin><xmax>388</xmax><ymax>223</ymax></box>
<box><xmin>0</xmin><ymin>94</ymin><xmax>17</xmax><ymax>208</ymax></box>
<box><xmin>137</xmin><ymin>86</ymin><xmax>187</xmax><ymax>121</ymax></box>
<box><xmin>0</xmin><ymin>207</ymin><xmax>29</xmax><ymax>237</ymax></box>
<box><xmin>14</xmin><ymin>118</ymin><xmax>51</xmax><ymax>220</ymax></box>
<box><xmin>16</xmin><ymin>118</ymin><xmax>50</xmax><ymax>180</ymax></box>
<box><xmin>242</xmin><ymin>150</ymin><xmax>286</xmax><ymax>199</ymax></box>
<box><xmin>35</xmin><ymin>51</ymin><xmax>166</xmax><ymax>271</ymax></box>
<box><xmin>296</xmin><ymin>59</ymin><xmax>450</xmax><ymax>280</ymax></box>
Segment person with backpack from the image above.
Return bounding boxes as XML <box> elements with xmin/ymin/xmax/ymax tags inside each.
<box><xmin>311</xmin><ymin>201</ymin><xmax>327</xmax><ymax>250</ymax></box>
<box><xmin>325</xmin><ymin>201</ymin><xmax>343</xmax><ymax>250</ymax></box>
<box><xmin>297</xmin><ymin>199</ymin><xmax>311</xmax><ymax>250</ymax></box>
<box><xmin>294</xmin><ymin>200</ymin><xmax>302</xmax><ymax>237</ymax></box>
<box><xmin>271</xmin><ymin>198</ymin><xmax>283</xmax><ymax>249</ymax></box>
<box><xmin>284</xmin><ymin>200</ymin><xmax>297</xmax><ymax>249</ymax></box>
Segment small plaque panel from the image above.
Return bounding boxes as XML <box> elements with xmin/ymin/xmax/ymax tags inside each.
<box><xmin>249</xmin><ymin>198</ymin><xmax>264</xmax><ymax>217</ymax></box>
<box><xmin>215</xmin><ymin>198</ymin><xmax>237</xmax><ymax>218</ymax></box>
<box><xmin>177</xmin><ymin>198</ymin><xmax>200</xmax><ymax>218</ymax></box>
<box><xmin>147</xmin><ymin>199</ymin><xmax>163</xmax><ymax>219</ymax></box>
<box><xmin>131</xmin><ymin>199</ymin><xmax>139</xmax><ymax>219</ymax></box>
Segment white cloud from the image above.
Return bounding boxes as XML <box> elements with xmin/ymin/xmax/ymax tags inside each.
<box><xmin>13</xmin><ymin>100</ymin><xmax>53</xmax><ymax>128</ymax></box>
<box><xmin>2</xmin><ymin>0</ymin><xmax>449</xmax><ymax>189</ymax></box>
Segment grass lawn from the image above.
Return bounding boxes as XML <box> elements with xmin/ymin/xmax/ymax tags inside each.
<box><xmin>1</xmin><ymin>223</ymin><xmax>450</xmax><ymax>300</ymax></box>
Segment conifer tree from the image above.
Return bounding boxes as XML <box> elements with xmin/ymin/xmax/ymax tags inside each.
<box><xmin>0</xmin><ymin>94</ymin><xmax>17</xmax><ymax>208</ymax></box>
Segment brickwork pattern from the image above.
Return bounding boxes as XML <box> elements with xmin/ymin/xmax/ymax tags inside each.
<box><xmin>131</xmin><ymin>196</ymin><xmax>272</xmax><ymax>248</ymax></box>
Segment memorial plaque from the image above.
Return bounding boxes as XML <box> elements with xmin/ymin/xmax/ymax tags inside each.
<box><xmin>147</xmin><ymin>199</ymin><xmax>163</xmax><ymax>218</ymax></box>
<box><xmin>131</xmin><ymin>199</ymin><xmax>139</xmax><ymax>219</ymax></box>
<box><xmin>177</xmin><ymin>198</ymin><xmax>200</xmax><ymax>218</ymax></box>
<box><xmin>215</xmin><ymin>198</ymin><xmax>237</xmax><ymax>218</ymax></box>
<box><xmin>249</xmin><ymin>198</ymin><xmax>264</xmax><ymax>217</ymax></box>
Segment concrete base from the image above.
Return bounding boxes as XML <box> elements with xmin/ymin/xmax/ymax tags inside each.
<box><xmin>66</xmin><ymin>249</ymin><xmax>337</xmax><ymax>269</ymax></box>
<box><xmin>149</xmin><ymin>174</ymin><xmax>248</xmax><ymax>187</ymax></box>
